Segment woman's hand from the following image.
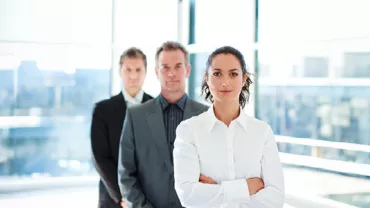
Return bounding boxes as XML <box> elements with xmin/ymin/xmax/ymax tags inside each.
<box><xmin>199</xmin><ymin>174</ymin><xmax>217</xmax><ymax>184</ymax></box>
<box><xmin>246</xmin><ymin>177</ymin><xmax>265</xmax><ymax>195</ymax></box>
<box><xmin>120</xmin><ymin>199</ymin><xmax>127</xmax><ymax>208</ymax></box>
<box><xmin>199</xmin><ymin>174</ymin><xmax>264</xmax><ymax>195</ymax></box>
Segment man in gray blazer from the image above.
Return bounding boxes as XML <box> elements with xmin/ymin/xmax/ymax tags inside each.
<box><xmin>118</xmin><ymin>41</ymin><xmax>208</xmax><ymax>208</ymax></box>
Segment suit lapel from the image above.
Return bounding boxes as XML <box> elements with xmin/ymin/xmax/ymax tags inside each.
<box><xmin>142</xmin><ymin>92</ymin><xmax>152</xmax><ymax>103</ymax></box>
<box><xmin>112</xmin><ymin>93</ymin><xmax>127</xmax><ymax>121</ymax></box>
<box><xmin>183</xmin><ymin>99</ymin><xmax>198</xmax><ymax>120</ymax></box>
<box><xmin>146</xmin><ymin>98</ymin><xmax>172</xmax><ymax>169</ymax></box>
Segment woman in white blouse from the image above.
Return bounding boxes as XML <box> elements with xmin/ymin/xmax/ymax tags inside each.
<box><xmin>173</xmin><ymin>46</ymin><xmax>285</xmax><ymax>208</ymax></box>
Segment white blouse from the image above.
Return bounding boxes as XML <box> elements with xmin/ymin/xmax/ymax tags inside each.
<box><xmin>173</xmin><ymin>106</ymin><xmax>285</xmax><ymax>208</ymax></box>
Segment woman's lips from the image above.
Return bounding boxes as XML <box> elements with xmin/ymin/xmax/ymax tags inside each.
<box><xmin>220</xmin><ymin>90</ymin><xmax>232</xmax><ymax>94</ymax></box>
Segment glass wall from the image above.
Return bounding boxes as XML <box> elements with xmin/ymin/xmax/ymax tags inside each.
<box><xmin>186</xmin><ymin>0</ymin><xmax>370</xmax><ymax>206</ymax></box>
<box><xmin>257</xmin><ymin>0</ymin><xmax>370</xmax><ymax>163</ymax></box>
<box><xmin>0</xmin><ymin>44</ymin><xmax>111</xmax><ymax>176</ymax></box>
<box><xmin>0</xmin><ymin>0</ymin><xmax>112</xmax><ymax>177</ymax></box>
<box><xmin>256</xmin><ymin>1</ymin><xmax>370</xmax><ymax>206</ymax></box>
<box><xmin>187</xmin><ymin>0</ymin><xmax>255</xmax><ymax>109</ymax></box>
<box><xmin>111</xmin><ymin>0</ymin><xmax>179</xmax><ymax>96</ymax></box>
<box><xmin>0</xmin><ymin>0</ymin><xmax>180</xmax><ymax>179</ymax></box>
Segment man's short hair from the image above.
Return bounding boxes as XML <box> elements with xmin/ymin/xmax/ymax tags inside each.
<box><xmin>119</xmin><ymin>47</ymin><xmax>147</xmax><ymax>70</ymax></box>
<box><xmin>155</xmin><ymin>41</ymin><xmax>189</xmax><ymax>66</ymax></box>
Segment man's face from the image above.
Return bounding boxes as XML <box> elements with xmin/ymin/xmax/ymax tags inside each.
<box><xmin>120</xmin><ymin>57</ymin><xmax>146</xmax><ymax>95</ymax></box>
<box><xmin>155</xmin><ymin>50</ymin><xmax>190</xmax><ymax>93</ymax></box>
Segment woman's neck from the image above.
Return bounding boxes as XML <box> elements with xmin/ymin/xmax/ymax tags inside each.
<box><xmin>213</xmin><ymin>100</ymin><xmax>240</xmax><ymax>127</ymax></box>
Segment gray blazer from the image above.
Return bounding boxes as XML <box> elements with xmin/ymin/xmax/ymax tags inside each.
<box><xmin>118</xmin><ymin>96</ymin><xmax>208</xmax><ymax>208</ymax></box>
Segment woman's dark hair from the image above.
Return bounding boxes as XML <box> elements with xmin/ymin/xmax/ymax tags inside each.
<box><xmin>201</xmin><ymin>46</ymin><xmax>253</xmax><ymax>108</ymax></box>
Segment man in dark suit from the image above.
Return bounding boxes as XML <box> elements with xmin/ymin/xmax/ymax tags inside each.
<box><xmin>118</xmin><ymin>41</ymin><xmax>208</xmax><ymax>208</ymax></box>
<box><xmin>91</xmin><ymin>47</ymin><xmax>153</xmax><ymax>208</ymax></box>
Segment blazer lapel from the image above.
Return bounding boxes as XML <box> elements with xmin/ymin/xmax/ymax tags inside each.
<box><xmin>146</xmin><ymin>98</ymin><xmax>172</xmax><ymax>169</ymax></box>
<box><xmin>183</xmin><ymin>99</ymin><xmax>199</xmax><ymax>120</ymax></box>
<box><xmin>113</xmin><ymin>93</ymin><xmax>127</xmax><ymax>120</ymax></box>
<box><xmin>142</xmin><ymin>92</ymin><xmax>153</xmax><ymax>103</ymax></box>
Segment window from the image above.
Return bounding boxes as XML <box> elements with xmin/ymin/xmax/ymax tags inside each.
<box><xmin>0</xmin><ymin>43</ymin><xmax>111</xmax><ymax>176</ymax></box>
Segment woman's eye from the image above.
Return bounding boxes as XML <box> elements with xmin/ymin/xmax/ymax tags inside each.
<box><xmin>213</xmin><ymin>72</ymin><xmax>221</xmax><ymax>76</ymax></box>
<box><xmin>231</xmin><ymin>72</ymin><xmax>238</xmax><ymax>77</ymax></box>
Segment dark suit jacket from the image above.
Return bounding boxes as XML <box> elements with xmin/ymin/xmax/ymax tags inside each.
<box><xmin>118</xmin><ymin>96</ymin><xmax>208</xmax><ymax>208</ymax></box>
<box><xmin>91</xmin><ymin>92</ymin><xmax>153</xmax><ymax>208</ymax></box>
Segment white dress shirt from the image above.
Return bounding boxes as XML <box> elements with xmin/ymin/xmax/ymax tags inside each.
<box><xmin>173</xmin><ymin>105</ymin><xmax>285</xmax><ymax>208</ymax></box>
<box><xmin>122</xmin><ymin>89</ymin><xmax>144</xmax><ymax>107</ymax></box>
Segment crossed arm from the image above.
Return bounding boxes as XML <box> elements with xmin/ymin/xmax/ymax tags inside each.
<box><xmin>173</xmin><ymin>125</ymin><xmax>285</xmax><ymax>208</ymax></box>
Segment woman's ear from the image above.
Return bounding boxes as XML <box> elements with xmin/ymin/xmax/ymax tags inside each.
<box><xmin>243</xmin><ymin>73</ymin><xmax>248</xmax><ymax>84</ymax></box>
<box><xmin>204</xmin><ymin>71</ymin><xmax>208</xmax><ymax>83</ymax></box>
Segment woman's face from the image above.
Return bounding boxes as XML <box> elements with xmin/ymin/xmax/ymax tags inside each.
<box><xmin>206</xmin><ymin>54</ymin><xmax>248</xmax><ymax>105</ymax></box>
